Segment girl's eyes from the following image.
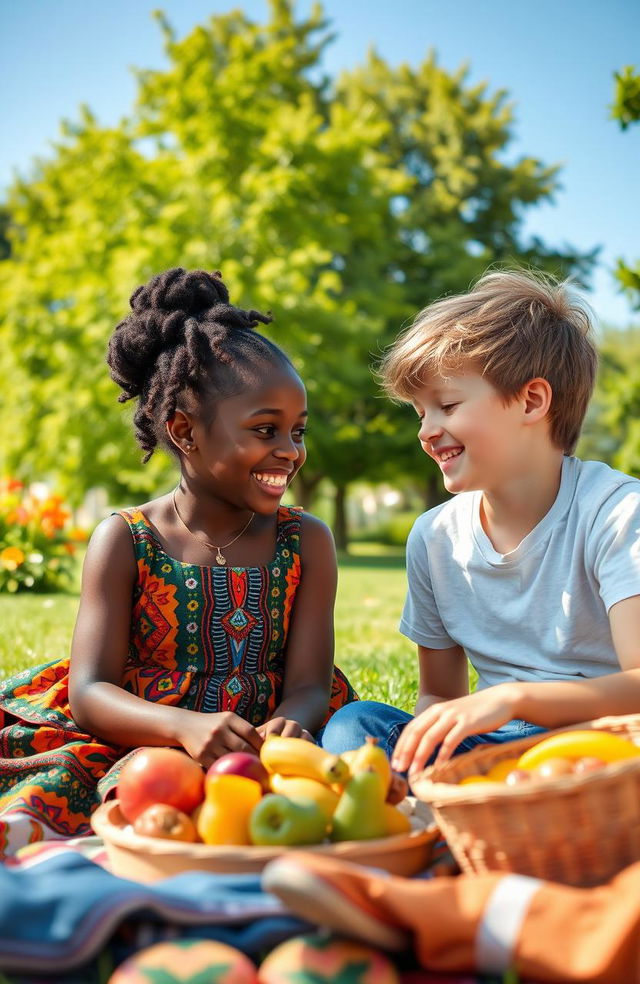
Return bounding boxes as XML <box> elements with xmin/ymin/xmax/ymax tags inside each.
<box><xmin>254</xmin><ymin>425</ymin><xmax>307</xmax><ymax>440</ymax></box>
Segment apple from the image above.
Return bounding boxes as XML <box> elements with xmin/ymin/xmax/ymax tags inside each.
<box><xmin>504</xmin><ymin>768</ymin><xmax>533</xmax><ymax>786</ymax></box>
<box><xmin>206</xmin><ymin>751</ymin><xmax>270</xmax><ymax>793</ymax></box>
<box><xmin>574</xmin><ymin>756</ymin><xmax>606</xmax><ymax>774</ymax></box>
<box><xmin>117</xmin><ymin>747</ymin><xmax>205</xmax><ymax>823</ymax></box>
<box><xmin>249</xmin><ymin>793</ymin><xmax>328</xmax><ymax>846</ymax></box>
<box><xmin>534</xmin><ymin>756</ymin><xmax>575</xmax><ymax>780</ymax></box>
<box><xmin>133</xmin><ymin>803</ymin><xmax>199</xmax><ymax>842</ymax></box>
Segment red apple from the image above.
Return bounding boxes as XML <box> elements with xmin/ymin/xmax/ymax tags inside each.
<box><xmin>206</xmin><ymin>751</ymin><xmax>270</xmax><ymax>792</ymax></box>
<box><xmin>117</xmin><ymin>748</ymin><xmax>205</xmax><ymax>823</ymax></box>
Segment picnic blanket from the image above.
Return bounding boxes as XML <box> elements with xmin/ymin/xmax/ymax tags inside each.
<box><xmin>0</xmin><ymin>843</ymin><xmax>307</xmax><ymax>982</ymax></box>
<box><xmin>0</xmin><ymin>837</ymin><xmax>502</xmax><ymax>984</ymax></box>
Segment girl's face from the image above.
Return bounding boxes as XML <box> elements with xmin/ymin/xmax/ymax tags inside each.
<box><xmin>412</xmin><ymin>370</ymin><xmax>524</xmax><ymax>495</ymax></box>
<box><xmin>190</xmin><ymin>364</ymin><xmax>308</xmax><ymax>513</ymax></box>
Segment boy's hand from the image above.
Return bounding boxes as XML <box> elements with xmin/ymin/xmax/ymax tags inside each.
<box><xmin>391</xmin><ymin>685</ymin><xmax>517</xmax><ymax>778</ymax></box>
<box><xmin>257</xmin><ymin>716</ymin><xmax>315</xmax><ymax>742</ymax></box>
<box><xmin>180</xmin><ymin>711</ymin><xmax>263</xmax><ymax>768</ymax></box>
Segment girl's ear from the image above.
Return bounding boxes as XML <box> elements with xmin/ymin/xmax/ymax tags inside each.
<box><xmin>166</xmin><ymin>410</ymin><xmax>196</xmax><ymax>455</ymax></box>
<box><xmin>522</xmin><ymin>377</ymin><xmax>553</xmax><ymax>423</ymax></box>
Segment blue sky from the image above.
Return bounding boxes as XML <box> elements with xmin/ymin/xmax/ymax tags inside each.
<box><xmin>2</xmin><ymin>0</ymin><xmax>638</xmax><ymax>327</ymax></box>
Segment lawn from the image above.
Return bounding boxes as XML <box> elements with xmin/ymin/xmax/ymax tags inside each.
<box><xmin>0</xmin><ymin>546</ymin><xmax>419</xmax><ymax>711</ymax></box>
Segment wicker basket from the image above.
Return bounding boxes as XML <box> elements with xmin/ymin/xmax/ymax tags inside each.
<box><xmin>410</xmin><ymin>713</ymin><xmax>640</xmax><ymax>886</ymax></box>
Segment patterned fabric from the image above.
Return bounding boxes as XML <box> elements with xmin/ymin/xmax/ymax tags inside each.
<box><xmin>0</xmin><ymin>505</ymin><xmax>357</xmax><ymax>856</ymax></box>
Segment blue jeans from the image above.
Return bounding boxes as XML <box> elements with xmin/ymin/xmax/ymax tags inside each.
<box><xmin>319</xmin><ymin>699</ymin><xmax>547</xmax><ymax>764</ymax></box>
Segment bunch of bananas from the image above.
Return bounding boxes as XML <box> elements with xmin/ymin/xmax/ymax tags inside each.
<box><xmin>258</xmin><ymin>735</ymin><xmax>411</xmax><ymax>843</ymax></box>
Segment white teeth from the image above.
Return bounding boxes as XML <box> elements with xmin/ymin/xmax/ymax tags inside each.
<box><xmin>439</xmin><ymin>449</ymin><xmax>462</xmax><ymax>463</ymax></box>
<box><xmin>254</xmin><ymin>473</ymin><xmax>287</xmax><ymax>487</ymax></box>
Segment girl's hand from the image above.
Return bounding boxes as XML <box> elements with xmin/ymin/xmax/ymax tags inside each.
<box><xmin>391</xmin><ymin>685</ymin><xmax>518</xmax><ymax>778</ymax></box>
<box><xmin>180</xmin><ymin>711</ymin><xmax>263</xmax><ymax>768</ymax></box>
<box><xmin>257</xmin><ymin>716</ymin><xmax>315</xmax><ymax>742</ymax></box>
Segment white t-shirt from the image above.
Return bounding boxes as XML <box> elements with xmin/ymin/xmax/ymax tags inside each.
<box><xmin>399</xmin><ymin>456</ymin><xmax>640</xmax><ymax>690</ymax></box>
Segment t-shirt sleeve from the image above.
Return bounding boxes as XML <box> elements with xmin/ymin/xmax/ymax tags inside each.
<box><xmin>399</xmin><ymin>517</ymin><xmax>457</xmax><ymax>649</ymax></box>
<box><xmin>589</xmin><ymin>485</ymin><xmax>640</xmax><ymax>612</ymax></box>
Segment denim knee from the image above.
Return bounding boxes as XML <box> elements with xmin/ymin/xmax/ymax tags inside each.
<box><xmin>320</xmin><ymin>700</ymin><xmax>412</xmax><ymax>760</ymax></box>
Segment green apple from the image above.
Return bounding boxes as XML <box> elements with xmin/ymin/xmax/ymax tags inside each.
<box><xmin>249</xmin><ymin>794</ymin><xmax>328</xmax><ymax>846</ymax></box>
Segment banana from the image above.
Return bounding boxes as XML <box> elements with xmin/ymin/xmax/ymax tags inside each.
<box><xmin>269</xmin><ymin>773</ymin><xmax>340</xmax><ymax>818</ymax></box>
<box><xmin>260</xmin><ymin>736</ymin><xmax>349</xmax><ymax>785</ymax></box>
<box><xmin>344</xmin><ymin>736</ymin><xmax>392</xmax><ymax>795</ymax></box>
<box><xmin>517</xmin><ymin>730</ymin><xmax>640</xmax><ymax>771</ymax></box>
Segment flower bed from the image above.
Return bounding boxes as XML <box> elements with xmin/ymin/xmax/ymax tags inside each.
<box><xmin>0</xmin><ymin>478</ymin><xmax>86</xmax><ymax>593</ymax></box>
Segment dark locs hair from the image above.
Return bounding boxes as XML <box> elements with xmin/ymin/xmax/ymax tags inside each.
<box><xmin>107</xmin><ymin>268</ymin><xmax>290</xmax><ymax>461</ymax></box>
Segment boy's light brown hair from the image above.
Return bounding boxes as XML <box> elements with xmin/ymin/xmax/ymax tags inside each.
<box><xmin>381</xmin><ymin>269</ymin><xmax>598</xmax><ymax>455</ymax></box>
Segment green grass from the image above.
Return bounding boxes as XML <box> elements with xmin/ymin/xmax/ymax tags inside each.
<box><xmin>0</xmin><ymin>547</ymin><xmax>418</xmax><ymax>710</ymax></box>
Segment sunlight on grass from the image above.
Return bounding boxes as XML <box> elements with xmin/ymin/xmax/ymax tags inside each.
<box><xmin>0</xmin><ymin>551</ymin><xmax>420</xmax><ymax>709</ymax></box>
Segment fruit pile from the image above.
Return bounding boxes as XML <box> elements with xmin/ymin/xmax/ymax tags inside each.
<box><xmin>107</xmin><ymin>934</ymin><xmax>404</xmax><ymax>984</ymax></box>
<box><xmin>116</xmin><ymin>736</ymin><xmax>411</xmax><ymax>847</ymax></box>
<box><xmin>457</xmin><ymin>729</ymin><xmax>640</xmax><ymax>787</ymax></box>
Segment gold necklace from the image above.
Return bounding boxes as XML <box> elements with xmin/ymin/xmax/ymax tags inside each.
<box><xmin>172</xmin><ymin>489</ymin><xmax>255</xmax><ymax>566</ymax></box>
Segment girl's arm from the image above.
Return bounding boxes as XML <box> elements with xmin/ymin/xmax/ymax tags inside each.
<box><xmin>261</xmin><ymin>512</ymin><xmax>338</xmax><ymax>737</ymax></box>
<box><xmin>68</xmin><ymin>515</ymin><xmax>260</xmax><ymax>759</ymax></box>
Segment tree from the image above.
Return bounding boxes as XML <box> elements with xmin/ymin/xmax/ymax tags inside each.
<box><xmin>1</xmin><ymin>1</ymin><xmax>594</xmax><ymax>547</ymax></box>
<box><xmin>610</xmin><ymin>65</ymin><xmax>640</xmax><ymax>308</ymax></box>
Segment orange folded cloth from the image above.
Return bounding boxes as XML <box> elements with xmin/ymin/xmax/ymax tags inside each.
<box><xmin>263</xmin><ymin>853</ymin><xmax>640</xmax><ymax>983</ymax></box>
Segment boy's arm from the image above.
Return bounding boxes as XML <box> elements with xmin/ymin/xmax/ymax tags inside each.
<box><xmin>508</xmin><ymin>594</ymin><xmax>640</xmax><ymax>725</ymax></box>
<box><xmin>414</xmin><ymin>643</ymin><xmax>468</xmax><ymax>715</ymax></box>
<box><xmin>393</xmin><ymin>597</ymin><xmax>640</xmax><ymax>776</ymax></box>
<box><xmin>392</xmin><ymin>644</ymin><xmax>469</xmax><ymax>770</ymax></box>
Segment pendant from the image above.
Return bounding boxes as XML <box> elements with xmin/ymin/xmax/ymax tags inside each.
<box><xmin>215</xmin><ymin>549</ymin><xmax>226</xmax><ymax>565</ymax></box>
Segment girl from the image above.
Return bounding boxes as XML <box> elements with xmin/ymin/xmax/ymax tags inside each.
<box><xmin>0</xmin><ymin>267</ymin><xmax>357</xmax><ymax>856</ymax></box>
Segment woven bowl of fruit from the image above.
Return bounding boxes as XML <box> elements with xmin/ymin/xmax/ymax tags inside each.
<box><xmin>410</xmin><ymin>713</ymin><xmax>640</xmax><ymax>887</ymax></box>
<box><xmin>92</xmin><ymin>737</ymin><xmax>438</xmax><ymax>882</ymax></box>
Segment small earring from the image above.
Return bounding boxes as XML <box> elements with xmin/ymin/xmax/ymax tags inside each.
<box><xmin>184</xmin><ymin>444</ymin><xmax>193</xmax><ymax>454</ymax></box>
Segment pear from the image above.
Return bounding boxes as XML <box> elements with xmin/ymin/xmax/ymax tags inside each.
<box><xmin>346</xmin><ymin>736</ymin><xmax>392</xmax><ymax>796</ymax></box>
<box><xmin>329</xmin><ymin>767</ymin><xmax>388</xmax><ymax>842</ymax></box>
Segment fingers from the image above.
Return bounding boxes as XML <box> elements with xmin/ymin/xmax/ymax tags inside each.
<box><xmin>228</xmin><ymin>714</ymin><xmax>264</xmax><ymax>753</ymax></box>
<box><xmin>257</xmin><ymin>717</ymin><xmax>308</xmax><ymax>739</ymax></box>
<box><xmin>392</xmin><ymin>706</ymin><xmax>462</xmax><ymax>776</ymax></box>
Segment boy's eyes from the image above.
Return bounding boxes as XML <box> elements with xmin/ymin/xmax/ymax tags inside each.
<box><xmin>415</xmin><ymin>403</ymin><xmax>458</xmax><ymax>419</ymax></box>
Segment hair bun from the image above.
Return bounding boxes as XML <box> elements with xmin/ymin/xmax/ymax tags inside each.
<box><xmin>129</xmin><ymin>268</ymin><xmax>230</xmax><ymax>318</ymax></box>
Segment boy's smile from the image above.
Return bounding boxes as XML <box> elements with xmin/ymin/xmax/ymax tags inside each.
<box><xmin>413</xmin><ymin>371</ymin><xmax>524</xmax><ymax>495</ymax></box>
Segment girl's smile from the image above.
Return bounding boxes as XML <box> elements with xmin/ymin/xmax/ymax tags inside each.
<box><xmin>186</xmin><ymin>364</ymin><xmax>308</xmax><ymax>514</ymax></box>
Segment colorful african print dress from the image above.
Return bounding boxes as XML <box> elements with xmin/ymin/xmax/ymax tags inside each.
<box><xmin>0</xmin><ymin>505</ymin><xmax>357</xmax><ymax>856</ymax></box>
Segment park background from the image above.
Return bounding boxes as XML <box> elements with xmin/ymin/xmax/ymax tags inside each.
<box><xmin>0</xmin><ymin>0</ymin><xmax>639</xmax><ymax>707</ymax></box>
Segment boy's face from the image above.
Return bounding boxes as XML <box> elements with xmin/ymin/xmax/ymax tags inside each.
<box><xmin>412</xmin><ymin>370</ymin><xmax>525</xmax><ymax>495</ymax></box>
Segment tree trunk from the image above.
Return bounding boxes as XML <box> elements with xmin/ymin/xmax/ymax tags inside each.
<box><xmin>291</xmin><ymin>472</ymin><xmax>322</xmax><ymax>512</ymax></box>
<box><xmin>333</xmin><ymin>482</ymin><xmax>349</xmax><ymax>553</ymax></box>
<box><xmin>425</xmin><ymin>471</ymin><xmax>442</xmax><ymax>510</ymax></box>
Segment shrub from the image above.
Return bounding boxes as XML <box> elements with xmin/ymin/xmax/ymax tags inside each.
<box><xmin>370</xmin><ymin>510</ymin><xmax>418</xmax><ymax>547</ymax></box>
<box><xmin>0</xmin><ymin>478</ymin><xmax>86</xmax><ymax>593</ymax></box>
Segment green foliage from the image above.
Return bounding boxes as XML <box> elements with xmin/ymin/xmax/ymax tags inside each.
<box><xmin>0</xmin><ymin>1</ymin><xmax>594</xmax><ymax>516</ymax></box>
<box><xmin>611</xmin><ymin>65</ymin><xmax>640</xmax><ymax>130</ymax></box>
<box><xmin>0</xmin><ymin>479</ymin><xmax>86</xmax><ymax>593</ymax></box>
<box><xmin>578</xmin><ymin>327</ymin><xmax>640</xmax><ymax>478</ymax></box>
<box><xmin>610</xmin><ymin>65</ymin><xmax>640</xmax><ymax>309</ymax></box>
<box><xmin>357</xmin><ymin>510</ymin><xmax>418</xmax><ymax>547</ymax></box>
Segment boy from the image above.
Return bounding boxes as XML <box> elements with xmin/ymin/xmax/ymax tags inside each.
<box><xmin>321</xmin><ymin>269</ymin><xmax>640</xmax><ymax>777</ymax></box>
